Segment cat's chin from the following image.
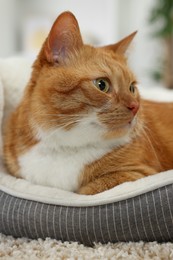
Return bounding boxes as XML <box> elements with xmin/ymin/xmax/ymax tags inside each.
<box><xmin>103</xmin><ymin>126</ymin><xmax>130</xmax><ymax>140</ymax></box>
<box><xmin>103</xmin><ymin>118</ymin><xmax>136</xmax><ymax>141</ymax></box>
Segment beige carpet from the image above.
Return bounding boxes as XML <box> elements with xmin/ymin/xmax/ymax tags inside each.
<box><xmin>0</xmin><ymin>234</ymin><xmax>173</xmax><ymax>260</ymax></box>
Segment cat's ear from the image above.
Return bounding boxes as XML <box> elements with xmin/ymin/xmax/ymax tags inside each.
<box><xmin>44</xmin><ymin>11</ymin><xmax>83</xmax><ymax>64</ymax></box>
<box><xmin>105</xmin><ymin>31</ymin><xmax>137</xmax><ymax>54</ymax></box>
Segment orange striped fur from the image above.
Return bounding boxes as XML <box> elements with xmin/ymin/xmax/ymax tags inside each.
<box><xmin>3</xmin><ymin>12</ymin><xmax>173</xmax><ymax>195</ymax></box>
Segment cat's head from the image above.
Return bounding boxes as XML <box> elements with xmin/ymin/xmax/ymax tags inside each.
<box><xmin>27</xmin><ymin>11</ymin><xmax>140</xmax><ymax>148</ymax></box>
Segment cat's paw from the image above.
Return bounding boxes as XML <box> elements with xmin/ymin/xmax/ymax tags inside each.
<box><xmin>77</xmin><ymin>185</ymin><xmax>98</xmax><ymax>195</ymax></box>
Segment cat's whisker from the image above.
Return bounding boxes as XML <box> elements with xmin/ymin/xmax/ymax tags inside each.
<box><xmin>52</xmin><ymin>118</ymin><xmax>82</xmax><ymax>124</ymax></box>
<box><xmin>40</xmin><ymin>113</ymin><xmax>88</xmax><ymax>117</ymax></box>
<box><xmin>73</xmin><ymin>100</ymin><xmax>91</xmax><ymax>106</ymax></box>
<box><xmin>100</xmin><ymin>118</ymin><xmax>131</xmax><ymax>124</ymax></box>
<box><xmin>140</xmin><ymin>126</ymin><xmax>162</xmax><ymax>168</ymax></box>
<box><xmin>43</xmin><ymin>121</ymin><xmax>80</xmax><ymax>138</ymax></box>
<box><xmin>49</xmin><ymin>119</ymin><xmax>83</xmax><ymax>125</ymax></box>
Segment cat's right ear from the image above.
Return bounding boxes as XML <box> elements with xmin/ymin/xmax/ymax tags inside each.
<box><xmin>104</xmin><ymin>31</ymin><xmax>137</xmax><ymax>55</ymax></box>
<box><xmin>44</xmin><ymin>11</ymin><xmax>83</xmax><ymax>64</ymax></box>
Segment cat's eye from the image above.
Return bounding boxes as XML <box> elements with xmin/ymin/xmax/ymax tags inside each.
<box><xmin>129</xmin><ymin>83</ymin><xmax>135</xmax><ymax>94</ymax></box>
<box><xmin>93</xmin><ymin>78</ymin><xmax>110</xmax><ymax>93</ymax></box>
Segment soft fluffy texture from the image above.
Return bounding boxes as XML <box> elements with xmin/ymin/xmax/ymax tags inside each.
<box><xmin>0</xmin><ymin>57</ymin><xmax>173</xmax><ymax>251</ymax></box>
<box><xmin>1</xmin><ymin>167</ymin><xmax>173</xmax><ymax>207</ymax></box>
<box><xmin>3</xmin><ymin>13</ymin><xmax>142</xmax><ymax>195</ymax></box>
<box><xmin>1</xmin><ymin>57</ymin><xmax>173</xmax><ymax>206</ymax></box>
<box><xmin>0</xmin><ymin>57</ymin><xmax>32</xmax><ymax>123</ymax></box>
<box><xmin>0</xmin><ymin>233</ymin><xmax>173</xmax><ymax>260</ymax></box>
<box><xmin>3</xmin><ymin>12</ymin><xmax>173</xmax><ymax>196</ymax></box>
<box><xmin>0</xmin><ymin>57</ymin><xmax>173</xmax><ymax>247</ymax></box>
<box><xmin>0</xmin><ymin>79</ymin><xmax>3</xmax><ymax>155</ymax></box>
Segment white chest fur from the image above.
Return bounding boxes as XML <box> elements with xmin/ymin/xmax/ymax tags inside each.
<box><xmin>19</xmin><ymin>143</ymin><xmax>110</xmax><ymax>192</ymax></box>
<box><xmin>19</xmin><ymin>114</ymin><xmax>131</xmax><ymax>191</ymax></box>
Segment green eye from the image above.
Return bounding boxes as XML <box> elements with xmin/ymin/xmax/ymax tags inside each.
<box><xmin>93</xmin><ymin>78</ymin><xmax>110</xmax><ymax>93</ymax></box>
<box><xmin>129</xmin><ymin>84</ymin><xmax>135</xmax><ymax>93</ymax></box>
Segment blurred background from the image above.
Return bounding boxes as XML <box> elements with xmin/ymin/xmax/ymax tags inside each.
<box><xmin>0</xmin><ymin>0</ymin><xmax>172</xmax><ymax>89</ymax></box>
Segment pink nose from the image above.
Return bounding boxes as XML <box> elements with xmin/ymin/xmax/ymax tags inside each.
<box><xmin>127</xmin><ymin>102</ymin><xmax>139</xmax><ymax>116</ymax></box>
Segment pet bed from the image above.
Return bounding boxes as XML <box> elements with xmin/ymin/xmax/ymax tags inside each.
<box><xmin>0</xmin><ymin>57</ymin><xmax>173</xmax><ymax>246</ymax></box>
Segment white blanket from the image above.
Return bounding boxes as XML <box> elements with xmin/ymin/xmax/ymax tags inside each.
<box><xmin>0</xmin><ymin>57</ymin><xmax>173</xmax><ymax>206</ymax></box>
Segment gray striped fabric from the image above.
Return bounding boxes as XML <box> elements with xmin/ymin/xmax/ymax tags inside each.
<box><xmin>0</xmin><ymin>184</ymin><xmax>173</xmax><ymax>246</ymax></box>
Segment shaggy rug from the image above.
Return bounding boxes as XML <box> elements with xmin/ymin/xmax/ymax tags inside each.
<box><xmin>0</xmin><ymin>234</ymin><xmax>173</xmax><ymax>260</ymax></box>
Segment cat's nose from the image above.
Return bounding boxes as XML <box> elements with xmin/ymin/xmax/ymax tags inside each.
<box><xmin>127</xmin><ymin>101</ymin><xmax>139</xmax><ymax>116</ymax></box>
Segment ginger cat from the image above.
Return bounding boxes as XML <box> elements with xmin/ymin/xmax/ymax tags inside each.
<box><xmin>3</xmin><ymin>11</ymin><xmax>173</xmax><ymax>195</ymax></box>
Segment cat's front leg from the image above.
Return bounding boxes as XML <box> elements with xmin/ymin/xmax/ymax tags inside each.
<box><xmin>78</xmin><ymin>171</ymin><xmax>153</xmax><ymax>195</ymax></box>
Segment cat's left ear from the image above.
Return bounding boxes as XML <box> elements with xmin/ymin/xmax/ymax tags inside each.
<box><xmin>44</xmin><ymin>11</ymin><xmax>83</xmax><ymax>64</ymax></box>
<box><xmin>104</xmin><ymin>31</ymin><xmax>137</xmax><ymax>54</ymax></box>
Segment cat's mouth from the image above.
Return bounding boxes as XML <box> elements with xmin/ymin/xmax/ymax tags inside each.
<box><xmin>102</xmin><ymin>118</ymin><xmax>137</xmax><ymax>140</ymax></box>
<box><xmin>130</xmin><ymin>117</ymin><xmax>137</xmax><ymax>127</ymax></box>
<box><xmin>90</xmin><ymin>116</ymin><xmax>136</xmax><ymax>129</ymax></box>
<box><xmin>107</xmin><ymin>117</ymin><xmax>136</xmax><ymax>131</ymax></box>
